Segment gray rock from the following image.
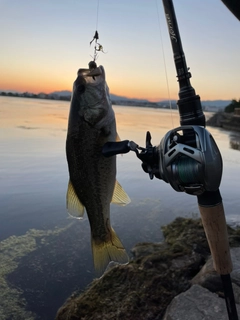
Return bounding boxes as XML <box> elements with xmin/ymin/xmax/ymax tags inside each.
<box><xmin>191</xmin><ymin>247</ymin><xmax>240</xmax><ymax>300</ymax></box>
<box><xmin>232</xmin><ymin>283</ymin><xmax>240</xmax><ymax>305</ymax></box>
<box><xmin>230</xmin><ymin>247</ymin><xmax>240</xmax><ymax>286</ymax></box>
<box><xmin>191</xmin><ymin>256</ymin><xmax>222</xmax><ymax>292</ymax></box>
<box><xmin>163</xmin><ymin>284</ymin><xmax>240</xmax><ymax>320</ymax></box>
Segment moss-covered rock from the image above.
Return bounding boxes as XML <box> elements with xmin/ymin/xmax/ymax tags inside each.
<box><xmin>55</xmin><ymin>217</ymin><xmax>240</xmax><ymax>320</ymax></box>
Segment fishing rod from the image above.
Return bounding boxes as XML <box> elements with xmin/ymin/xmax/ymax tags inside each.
<box><xmin>102</xmin><ymin>1</ymin><xmax>239</xmax><ymax>319</ymax></box>
<box><xmin>161</xmin><ymin>1</ymin><xmax>238</xmax><ymax>319</ymax></box>
<box><xmin>221</xmin><ymin>0</ymin><xmax>240</xmax><ymax>21</ymax></box>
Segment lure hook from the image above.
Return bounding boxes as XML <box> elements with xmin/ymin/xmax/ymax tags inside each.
<box><xmin>90</xmin><ymin>30</ymin><xmax>106</xmax><ymax>62</ymax></box>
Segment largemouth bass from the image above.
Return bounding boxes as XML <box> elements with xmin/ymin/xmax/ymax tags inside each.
<box><xmin>66</xmin><ymin>65</ymin><xmax>130</xmax><ymax>275</ymax></box>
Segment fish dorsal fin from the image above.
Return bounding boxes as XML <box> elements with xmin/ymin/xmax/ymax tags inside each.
<box><xmin>111</xmin><ymin>180</ymin><xmax>131</xmax><ymax>205</ymax></box>
<box><xmin>66</xmin><ymin>180</ymin><xmax>85</xmax><ymax>218</ymax></box>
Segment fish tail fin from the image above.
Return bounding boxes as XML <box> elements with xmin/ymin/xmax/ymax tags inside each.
<box><xmin>91</xmin><ymin>227</ymin><xmax>129</xmax><ymax>275</ymax></box>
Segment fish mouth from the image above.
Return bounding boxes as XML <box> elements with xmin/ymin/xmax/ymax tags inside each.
<box><xmin>77</xmin><ymin>65</ymin><xmax>105</xmax><ymax>80</ymax></box>
<box><xmin>74</xmin><ymin>65</ymin><xmax>105</xmax><ymax>95</ymax></box>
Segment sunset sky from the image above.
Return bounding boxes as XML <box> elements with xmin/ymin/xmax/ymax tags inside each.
<box><xmin>1</xmin><ymin>0</ymin><xmax>240</xmax><ymax>102</ymax></box>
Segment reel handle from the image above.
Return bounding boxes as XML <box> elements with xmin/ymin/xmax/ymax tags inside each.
<box><xmin>102</xmin><ymin>140</ymin><xmax>131</xmax><ymax>157</ymax></box>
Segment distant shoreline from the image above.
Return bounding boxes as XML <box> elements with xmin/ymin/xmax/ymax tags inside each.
<box><xmin>0</xmin><ymin>91</ymin><xmax>175</xmax><ymax>109</ymax></box>
<box><xmin>0</xmin><ymin>92</ymin><xmax>229</xmax><ymax>111</ymax></box>
<box><xmin>0</xmin><ymin>91</ymin><xmax>71</xmax><ymax>101</ymax></box>
<box><xmin>207</xmin><ymin>111</ymin><xmax>240</xmax><ymax>132</ymax></box>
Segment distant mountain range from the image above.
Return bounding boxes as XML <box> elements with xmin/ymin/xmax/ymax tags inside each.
<box><xmin>50</xmin><ymin>90</ymin><xmax>230</xmax><ymax>108</ymax></box>
<box><xmin>1</xmin><ymin>89</ymin><xmax>231</xmax><ymax>109</ymax></box>
<box><xmin>51</xmin><ymin>90</ymin><xmax>72</xmax><ymax>97</ymax></box>
<box><xmin>51</xmin><ymin>91</ymin><xmax>150</xmax><ymax>103</ymax></box>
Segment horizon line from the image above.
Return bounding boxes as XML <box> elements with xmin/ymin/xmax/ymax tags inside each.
<box><xmin>0</xmin><ymin>89</ymin><xmax>233</xmax><ymax>103</ymax></box>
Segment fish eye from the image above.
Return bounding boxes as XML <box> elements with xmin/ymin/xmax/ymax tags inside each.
<box><xmin>75</xmin><ymin>76</ymin><xmax>86</xmax><ymax>94</ymax></box>
<box><xmin>77</xmin><ymin>84</ymin><xmax>85</xmax><ymax>94</ymax></box>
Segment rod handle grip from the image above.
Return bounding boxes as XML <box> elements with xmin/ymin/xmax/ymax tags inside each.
<box><xmin>198</xmin><ymin>202</ymin><xmax>232</xmax><ymax>275</ymax></box>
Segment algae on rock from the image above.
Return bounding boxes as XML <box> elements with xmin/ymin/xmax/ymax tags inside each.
<box><xmin>55</xmin><ymin>218</ymin><xmax>206</xmax><ymax>320</ymax></box>
<box><xmin>55</xmin><ymin>217</ymin><xmax>240</xmax><ymax>320</ymax></box>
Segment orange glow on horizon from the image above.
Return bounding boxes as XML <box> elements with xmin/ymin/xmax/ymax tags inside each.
<box><xmin>0</xmin><ymin>70</ymin><xmax>236</xmax><ymax>102</ymax></box>
<box><xmin>0</xmin><ymin>76</ymin><xmax>72</xmax><ymax>95</ymax></box>
<box><xmin>0</xmin><ymin>76</ymin><xmax>169</xmax><ymax>101</ymax></box>
<box><xmin>1</xmin><ymin>81</ymin><xmax>235</xmax><ymax>103</ymax></box>
<box><xmin>1</xmin><ymin>56</ymin><xmax>238</xmax><ymax>102</ymax></box>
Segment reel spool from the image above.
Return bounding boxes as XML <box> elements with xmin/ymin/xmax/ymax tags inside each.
<box><xmin>156</xmin><ymin>125</ymin><xmax>223</xmax><ymax>195</ymax></box>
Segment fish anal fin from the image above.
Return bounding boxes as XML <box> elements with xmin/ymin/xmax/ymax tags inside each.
<box><xmin>66</xmin><ymin>180</ymin><xmax>85</xmax><ymax>219</ymax></box>
<box><xmin>91</xmin><ymin>227</ymin><xmax>129</xmax><ymax>275</ymax></box>
<box><xmin>111</xmin><ymin>180</ymin><xmax>131</xmax><ymax>206</ymax></box>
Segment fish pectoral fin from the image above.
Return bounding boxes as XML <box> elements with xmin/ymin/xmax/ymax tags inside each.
<box><xmin>91</xmin><ymin>227</ymin><xmax>129</xmax><ymax>276</ymax></box>
<box><xmin>66</xmin><ymin>180</ymin><xmax>85</xmax><ymax>218</ymax></box>
<box><xmin>111</xmin><ymin>180</ymin><xmax>131</xmax><ymax>206</ymax></box>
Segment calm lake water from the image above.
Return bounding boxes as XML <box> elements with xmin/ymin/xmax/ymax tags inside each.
<box><xmin>1</xmin><ymin>96</ymin><xmax>240</xmax><ymax>319</ymax></box>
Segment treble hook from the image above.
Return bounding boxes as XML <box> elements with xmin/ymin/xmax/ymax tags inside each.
<box><xmin>89</xmin><ymin>30</ymin><xmax>106</xmax><ymax>61</ymax></box>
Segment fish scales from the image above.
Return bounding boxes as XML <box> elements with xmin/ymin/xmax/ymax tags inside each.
<box><xmin>66</xmin><ymin>65</ymin><xmax>130</xmax><ymax>275</ymax></box>
<box><xmin>67</xmin><ymin>121</ymin><xmax>115</xmax><ymax>240</ymax></box>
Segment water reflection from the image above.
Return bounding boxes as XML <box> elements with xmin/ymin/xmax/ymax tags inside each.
<box><xmin>1</xmin><ymin>97</ymin><xmax>240</xmax><ymax>319</ymax></box>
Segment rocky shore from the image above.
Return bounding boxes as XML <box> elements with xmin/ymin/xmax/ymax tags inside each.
<box><xmin>55</xmin><ymin>218</ymin><xmax>240</xmax><ymax>320</ymax></box>
<box><xmin>207</xmin><ymin>111</ymin><xmax>240</xmax><ymax>131</ymax></box>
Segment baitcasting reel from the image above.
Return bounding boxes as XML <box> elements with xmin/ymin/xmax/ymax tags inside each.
<box><xmin>102</xmin><ymin>125</ymin><xmax>222</xmax><ymax>196</ymax></box>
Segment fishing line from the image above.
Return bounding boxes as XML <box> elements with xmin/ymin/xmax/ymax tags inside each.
<box><xmin>95</xmin><ymin>0</ymin><xmax>100</xmax><ymax>30</ymax></box>
<box><xmin>155</xmin><ymin>0</ymin><xmax>174</xmax><ymax>129</ymax></box>
<box><xmin>89</xmin><ymin>0</ymin><xmax>105</xmax><ymax>63</ymax></box>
